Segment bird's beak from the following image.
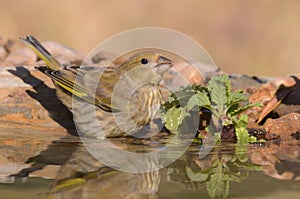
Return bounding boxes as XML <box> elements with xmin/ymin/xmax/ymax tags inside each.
<box><xmin>156</xmin><ymin>55</ymin><xmax>173</xmax><ymax>66</ymax></box>
<box><xmin>154</xmin><ymin>55</ymin><xmax>173</xmax><ymax>75</ymax></box>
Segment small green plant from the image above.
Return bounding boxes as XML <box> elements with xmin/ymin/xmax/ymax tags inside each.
<box><xmin>161</xmin><ymin>75</ymin><xmax>262</xmax><ymax>143</ymax></box>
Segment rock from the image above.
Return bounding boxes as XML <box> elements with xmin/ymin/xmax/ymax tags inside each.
<box><xmin>1</xmin><ymin>47</ymin><xmax>37</xmax><ymax>66</ymax></box>
<box><xmin>87</xmin><ymin>51</ymin><xmax>118</xmax><ymax>65</ymax></box>
<box><xmin>0</xmin><ymin>36</ymin><xmax>7</xmax><ymax>60</ymax></box>
<box><xmin>247</xmin><ymin>75</ymin><xmax>300</xmax><ymax>124</ymax></box>
<box><xmin>263</xmin><ymin>113</ymin><xmax>300</xmax><ymax>140</ymax></box>
<box><xmin>41</xmin><ymin>41</ymin><xmax>84</xmax><ymax>65</ymax></box>
<box><xmin>4</xmin><ymin>39</ymin><xmax>23</xmax><ymax>52</ymax></box>
<box><xmin>229</xmin><ymin>74</ymin><xmax>269</xmax><ymax>92</ymax></box>
<box><xmin>0</xmin><ymin>46</ymin><xmax>7</xmax><ymax>63</ymax></box>
<box><xmin>0</xmin><ymin>65</ymin><xmax>75</xmax><ymax>129</ymax></box>
<box><xmin>1</xmin><ymin>39</ymin><xmax>84</xmax><ymax>66</ymax></box>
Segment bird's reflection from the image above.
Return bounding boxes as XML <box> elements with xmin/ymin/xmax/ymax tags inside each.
<box><xmin>48</xmin><ymin>143</ymin><xmax>161</xmax><ymax>199</ymax></box>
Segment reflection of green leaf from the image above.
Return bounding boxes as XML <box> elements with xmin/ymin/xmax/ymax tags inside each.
<box><xmin>235</xmin><ymin>143</ymin><xmax>248</xmax><ymax>163</ymax></box>
<box><xmin>166</xmin><ymin>142</ymin><xmax>264</xmax><ymax>199</ymax></box>
<box><xmin>162</xmin><ymin>107</ymin><xmax>189</xmax><ymax>133</ymax></box>
<box><xmin>207</xmin><ymin>171</ymin><xmax>229</xmax><ymax>199</ymax></box>
<box><xmin>186</xmin><ymin>167</ymin><xmax>209</xmax><ymax>182</ymax></box>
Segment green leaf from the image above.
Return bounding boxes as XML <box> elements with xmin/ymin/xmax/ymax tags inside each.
<box><xmin>227</xmin><ymin>91</ymin><xmax>247</xmax><ymax>108</ymax></box>
<box><xmin>186</xmin><ymin>91</ymin><xmax>211</xmax><ymax>111</ymax></box>
<box><xmin>229</xmin><ymin>102</ymin><xmax>263</xmax><ymax>116</ymax></box>
<box><xmin>235</xmin><ymin>127</ymin><xmax>248</xmax><ymax>143</ymax></box>
<box><xmin>162</xmin><ymin>84</ymin><xmax>208</xmax><ymax>111</ymax></box>
<box><xmin>162</xmin><ymin>107</ymin><xmax>190</xmax><ymax>133</ymax></box>
<box><xmin>236</xmin><ymin>127</ymin><xmax>257</xmax><ymax>143</ymax></box>
<box><xmin>186</xmin><ymin>167</ymin><xmax>209</xmax><ymax>182</ymax></box>
<box><xmin>210</xmin><ymin>74</ymin><xmax>231</xmax><ymax>97</ymax></box>
<box><xmin>208</xmin><ymin>75</ymin><xmax>229</xmax><ymax>115</ymax></box>
<box><xmin>236</xmin><ymin>115</ymin><xmax>248</xmax><ymax>128</ymax></box>
<box><xmin>248</xmin><ymin>135</ymin><xmax>258</xmax><ymax>143</ymax></box>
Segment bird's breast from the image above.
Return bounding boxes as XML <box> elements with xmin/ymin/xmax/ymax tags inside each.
<box><xmin>129</xmin><ymin>85</ymin><xmax>162</xmax><ymax>126</ymax></box>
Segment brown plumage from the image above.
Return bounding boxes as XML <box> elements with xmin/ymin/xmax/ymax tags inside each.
<box><xmin>21</xmin><ymin>35</ymin><xmax>173</xmax><ymax>138</ymax></box>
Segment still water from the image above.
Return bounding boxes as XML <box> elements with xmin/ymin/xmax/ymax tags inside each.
<box><xmin>1</xmin><ymin>136</ymin><xmax>300</xmax><ymax>199</ymax></box>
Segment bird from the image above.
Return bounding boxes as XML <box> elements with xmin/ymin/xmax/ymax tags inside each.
<box><xmin>20</xmin><ymin>35</ymin><xmax>173</xmax><ymax>139</ymax></box>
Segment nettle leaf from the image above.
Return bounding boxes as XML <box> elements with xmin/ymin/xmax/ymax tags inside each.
<box><xmin>220</xmin><ymin>74</ymin><xmax>232</xmax><ymax>98</ymax></box>
<box><xmin>235</xmin><ymin>127</ymin><xmax>249</xmax><ymax>143</ymax></box>
<box><xmin>229</xmin><ymin>102</ymin><xmax>263</xmax><ymax>116</ymax></box>
<box><xmin>162</xmin><ymin>107</ymin><xmax>190</xmax><ymax>134</ymax></box>
<box><xmin>236</xmin><ymin>127</ymin><xmax>257</xmax><ymax>143</ymax></box>
<box><xmin>208</xmin><ymin>75</ymin><xmax>228</xmax><ymax>115</ymax></box>
<box><xmin>164</xmin><ymin>84</ymin><xmax>207</xmax><ymax>109</ymax></box>
<box><xmin>186</xmin><ymin>91</ymin><xmax>211</xmax><ymax>111</ymax></box>
<box><xmin>236</xmin><ymin>115</ymin><xmax>248</xmax><ymax>128</ymax></box>
<box><xmin>248</xmin><ymin>135</ymin><xmax>258</xmax><ymax>143</ymax></box>
<box><xmin>227</xmin><ymin>91</ymin><xmax>247</xmax><ymax>106</ymax></box>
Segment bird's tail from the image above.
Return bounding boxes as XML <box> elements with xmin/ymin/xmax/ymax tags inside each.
<box><xmin>20</xmin><ymin>35</ymin><xmax>62</xmax><ymax>70</ymax></box>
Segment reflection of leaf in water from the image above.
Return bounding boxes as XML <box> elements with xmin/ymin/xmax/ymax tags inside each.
<box><xmin>235</xmin><ymin>143</ymin><xmax>248</xmax><ymax>163</ymax></box>
<box><xmin>186</xmin><ymin>167</ymin><xmax>209</xmax><ymax>182</ymax></box>
<box><xmin>167</xmin><ymin>143</ymin><xmax>263</xmax><ymax>199</ymax></box>
<box><xmin>207</xmin><ymin>171</ymin><xmax>229</xmax><ymax>199</ymax></box>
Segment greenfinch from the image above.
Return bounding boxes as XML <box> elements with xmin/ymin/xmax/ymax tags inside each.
<box><xmin>21</xmin><ymin>35</ymin><xmax>173</xmax><ymax>138</ymax></box>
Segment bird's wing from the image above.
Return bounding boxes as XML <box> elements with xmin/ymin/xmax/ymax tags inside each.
<box><xmin>78</xmin><ymin>66</ymin><xmax>121</xmax><ymax>109</ymax></box>
<box><xmin>37</xmin><ymin>66</ymin><xmax>120</xmax><ymax>112</ymax></box>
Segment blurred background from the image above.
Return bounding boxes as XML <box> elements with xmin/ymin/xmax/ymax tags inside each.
<box><xmin>1</xmin><ymin>0</ymin><xmax>300</xmax><ymax>76</ymax></box>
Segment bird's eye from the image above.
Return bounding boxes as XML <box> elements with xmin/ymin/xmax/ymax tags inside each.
<box><xmin>140</xmin><ymin>58</ymin><xmax>148</xmax><ymax>65</ymax></box>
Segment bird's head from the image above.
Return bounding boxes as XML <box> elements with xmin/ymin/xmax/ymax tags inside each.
<box><xmin>118</xmin><ymin>51</ymin><xmax>173</xmax><ymax>82</ymax></box>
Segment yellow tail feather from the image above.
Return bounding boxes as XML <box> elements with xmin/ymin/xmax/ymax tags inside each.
<box><xmin>20</xmin><ymin>35</ymin><xmax>61</xmax><ymax>70</ymax></box>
